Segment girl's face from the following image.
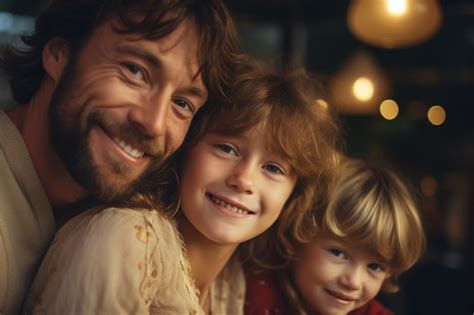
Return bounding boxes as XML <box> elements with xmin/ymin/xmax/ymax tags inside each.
<box><xmin>179</xmin><ymin>131</ymin><xmax>297</xmax><ymax>245</ymax></box>
<box><xmin>293</xmin><ymin>235</ymin><xmax>390</xmax><ymax>315</ymax></box>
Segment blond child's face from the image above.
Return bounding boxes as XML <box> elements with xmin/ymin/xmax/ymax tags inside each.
<box><xmin>293</xmin><ymin>235</ymin><xmax>390</xmax><ymax>315</ymax></box>
<box><xmin>179</xmin><ymin>131</ymin><xmax>297</xmax><ymax>245</ymax></box>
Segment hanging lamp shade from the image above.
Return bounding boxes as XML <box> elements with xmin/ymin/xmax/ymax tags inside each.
<box><xmin>329</xmin><ymin>50</ymin><xmax>391</xmax><ymax>115</ymax></box>
<box><xmin>347</xmin><ymin>0</ymin><xmax>442</xmax><ymax>48</ymax></box>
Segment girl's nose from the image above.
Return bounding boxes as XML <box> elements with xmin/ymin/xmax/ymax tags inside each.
<box><xmin>225</xmin><ymin>162</ymin><xmax>255</xmax><ymax>194</ymax></box>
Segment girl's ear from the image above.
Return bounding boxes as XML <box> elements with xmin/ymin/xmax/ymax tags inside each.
<box><xmin>42</xmin><ymin>38</ymin><xmax>70</xmax><ymax>83</ymax></box>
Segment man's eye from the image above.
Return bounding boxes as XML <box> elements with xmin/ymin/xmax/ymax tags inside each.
<box><xmin>328</xmin><ymin>248</ymin><xmax>346</xmax><ymax>259</ymax></box>
<box><xmin>263</xmin><ymin>164</ymin><xmax>284</xmax><ymax>174</ymax></box>
<box><xmin>125</xmin><ymin>64</ymin><xmax>145</xmax><ymax>80</ymax></box>
<box><xmin>173</xmin><ymin>98</ymin><xmax>193</xmax><ymax>112</ymax></box>
<box><xmin>215</xmin><ymin>144</ymin><xmax>238</xmax><ymax>156</ymax></box>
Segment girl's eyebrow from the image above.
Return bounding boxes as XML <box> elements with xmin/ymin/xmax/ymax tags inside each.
<box><xmin>213</xmin><ymin>133</ymin><xmax>251</xmax><ymax>142</ymax></box>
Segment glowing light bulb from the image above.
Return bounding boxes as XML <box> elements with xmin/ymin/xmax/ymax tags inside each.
<box><xmin>379</xmin><ymin>99</ymin><xmax>399</xmax><ymax>120</ymax></box>
<box><xmin>352</xmin><ymin>77</ymin><xmax>374</xmax><ymax>101</ymax></box>
<box><xmin>347</xmin><ymin>0</ymin><xmax>443</xmax><ymax>48</ymax></box>
<box><xmin>427</xmin><ymin>105</ymin><xmax>446</xmax><ymax>125</ymax></box>
<box><xmin>387</xmin><ymin>0</ymin><xmax>407</xmax><ymax>16</ymax></box>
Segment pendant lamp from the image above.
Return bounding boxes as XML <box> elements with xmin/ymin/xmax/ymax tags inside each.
<box><xmin>347</xmin><ymin>0</ymin><xmax>442</xmax><ymax>48</ymax></box>
<box><xmin>329</xmin><ymin>50</ymin><xmax>390</xmax><ymax>115</ymax></box>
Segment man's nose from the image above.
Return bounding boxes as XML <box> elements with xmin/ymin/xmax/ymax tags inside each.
<box><xmin>128</xmin><ymin>90</ymin><xmax>170</xmax><ymax>137</ymax></box>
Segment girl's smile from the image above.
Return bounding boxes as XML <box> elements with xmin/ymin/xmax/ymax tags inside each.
<box><xmin>206</xmin><ymin>193</ymin><xmax>256</xmax><ymax>216</ymax></box>
<box><xmin>179</xmin><ymin>131</ymin><xmax>296</xmax><ymax>245</ymax></box>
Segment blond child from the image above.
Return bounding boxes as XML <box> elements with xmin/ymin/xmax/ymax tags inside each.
<box><xmin>25</xmin><ymin>63</ymin><xmax>341</xmax><ymax>314</ymax></box>
<box><xmin>245</xmin><ymin>159</ymin><xmax>425</xmax><ymax>315</ymax></box>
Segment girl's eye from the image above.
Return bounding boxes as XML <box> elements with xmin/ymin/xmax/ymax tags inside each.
<box><xmin>215</xmin><ymin>144</ymin><xmax>238</xmax><ymax>156</ymax></box>
<box><xmin>368</xmin><ymin>263</ymin><xmax>385</xmax><ymax>273</ymax></box>
<box><xmin>328</xmin><ymin>248</ymin><xmax>346</xmax><ymax>259</ymax></box>
<box><xmin>263</xmin><ymin>164</ymin><xmax>284</xmax><ymax>174</ymax></box>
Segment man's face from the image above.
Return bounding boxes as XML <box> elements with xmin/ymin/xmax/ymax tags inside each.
<box><xmin>49</xmin><ymin>17</ymin><xmax>207</xmax><ymax>201</ymax></box>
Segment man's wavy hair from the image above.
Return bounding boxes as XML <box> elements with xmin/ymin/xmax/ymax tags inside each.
<box><xmin>1</xmin><ymin>0</ymin><xmax>241</xmax><ymax>105</ymax></box>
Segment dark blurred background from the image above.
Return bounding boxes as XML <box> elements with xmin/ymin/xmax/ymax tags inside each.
<box><xmin>1</xmin><ymin>1</ymin><xmax>473</xmax><ymax>314</ymax></box>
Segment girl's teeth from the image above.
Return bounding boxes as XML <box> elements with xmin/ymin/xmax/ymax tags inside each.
<box><xmin>211</xmin><ymin>195</ymin><xmax>248</xmax><ymax>214</ymax></box>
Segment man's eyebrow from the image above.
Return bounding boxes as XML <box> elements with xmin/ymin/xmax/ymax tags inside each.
<box><xmin>117</xmin><ymin>45</ymin><xmax>162</xmax><ymax>68</ymax></box>
<box><xmin>183</xmin><ymin>85</ymin><xmax>207</xmax><ymax>99</ymax></box>
<box><xmin>117</xmin><ymin>45</ymin><xmax>207</xmax><ymax>99</ymax></box>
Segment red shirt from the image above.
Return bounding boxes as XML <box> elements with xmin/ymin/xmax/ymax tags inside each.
<box><xmin>245</xmin><ymin>270</ymin><xmax>393</xmax><ymax>315</ymax></box>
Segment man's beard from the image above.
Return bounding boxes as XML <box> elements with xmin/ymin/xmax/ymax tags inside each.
<box><xmin>48</xmin><ymin>58</ymin><xmax>166</xmax><ymax>202</ymax></box>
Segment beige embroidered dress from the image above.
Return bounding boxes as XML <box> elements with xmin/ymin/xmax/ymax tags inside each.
<box><xmin>23</xmin><ymin>207</ymin><xmax>245</xmax><ymax>314</ymax></box>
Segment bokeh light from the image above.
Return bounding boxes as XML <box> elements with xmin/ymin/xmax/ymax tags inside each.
<box><xmin>315</xmin><ymin>99</ymin><xmax>328</xmax><ymax>109</ymax></box>
<box><xmin>379</xmin><ymin>99</ymin><xmax>399</xmax><ymax>120</ymax></box>
<box><xmin>427</xmin><ymin>105</ymin><xmax>446</xmax><ymax>125</ymax></box>
<box><xmin>387</xmin><ymin>0</ymin><xmax>407</xmax><ymax>16</ymax></box>
<box><xmin>352</xmin><ymin>77</ymin><xmax>374</xmax><ymax>101</ymax></box>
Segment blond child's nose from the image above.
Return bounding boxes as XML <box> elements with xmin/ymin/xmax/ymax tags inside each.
<box><xmin>340</xmin><ymin>266</ymin><xmax>363</xmax><ymax>290</ymax></box>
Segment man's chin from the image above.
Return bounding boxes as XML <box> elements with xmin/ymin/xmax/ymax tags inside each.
<box><xmin>92</xmin><ymin>180</ymin><xmax>137</xmax><ymax>203</ymax></box>
<box><xmin>74</xmin><ymin>166</ymin><xmax>143</xmax><ymax>202</ymax></box>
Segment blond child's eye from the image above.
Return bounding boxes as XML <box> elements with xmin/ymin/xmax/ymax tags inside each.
<box><xmin>328</xmin><ymin>248</ymin><xmax>346</xmax><ymax>259</ymax></box>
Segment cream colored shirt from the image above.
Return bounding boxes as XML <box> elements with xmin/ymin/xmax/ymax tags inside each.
<box><xmin>0</xmin><ymin>110</ymin><xmax>55</xmax><ymax>315</ymax></box>
<box><xmin>24</xmin><ymin>207</ymin><xmax>245</xmax><ymax>315</ymax></box>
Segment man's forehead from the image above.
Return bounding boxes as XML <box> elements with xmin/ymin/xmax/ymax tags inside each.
<box><xmin>83</xmin><ymin>17</ymin><xmax>208</xmax><ymax>101</ymax></box>
<box><xmin>103</xmin><ymin>14</ymin><xmax>199</xmax><ymax>49</ymax></box>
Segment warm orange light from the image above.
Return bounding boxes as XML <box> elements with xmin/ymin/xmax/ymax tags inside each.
<box><xmin>352</xmin><ymin>77</ymin><xmax>374</xmax><ymax>101</ymax></box>
<box><xmin>379</xmin><ymin>99</ymin><xmax>399</xmax><ymax>120</ymax></box>
<box><xmin>315</xmin><ymin>99</ymin><xmax>328</xmax><ymax>109</ymax></box>
<box><xmin>387</xmin><ymin>0</ymin><xmax>407</xmax><ymax>16</ymax></box>
<box><xmin>427</xmin><ymin>105</ymin><xmax>446</xmax><ymax>125</ymax></box>
<box><xmin>347</xmin><ymin>0</ymin><xmax>443</xmax><ymax>48</ymax></box>
<box><xmin>328</xmin><ymin>50</ymin><xmax>391</xmax><ymax>115</ymax></box>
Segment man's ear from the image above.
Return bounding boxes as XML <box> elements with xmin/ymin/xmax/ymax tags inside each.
<box><xmin>43</xmin><ymin>38</ymin><xmax>70</xmax><ymax>82</ymax></box>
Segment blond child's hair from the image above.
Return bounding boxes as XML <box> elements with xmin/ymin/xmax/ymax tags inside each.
<box><xmin>281</xmin><ymin>159</ymin><xmax>426</xmax><ymax>314</ymax></box>
<box><xmin>320</xmin><ymin>159</ymin><xmax>425</xmax><ymax>290</ymax></box>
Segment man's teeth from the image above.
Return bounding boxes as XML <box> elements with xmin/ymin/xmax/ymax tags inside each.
<box><xmin>114</xmin><ymin>138</ymin><xmax>144</xmax><ymax>158</ymax></box>
<box><xmin>209</xmin><ymin>195</ymin><xmax>251</xmax><ymax>215</ymax></box>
